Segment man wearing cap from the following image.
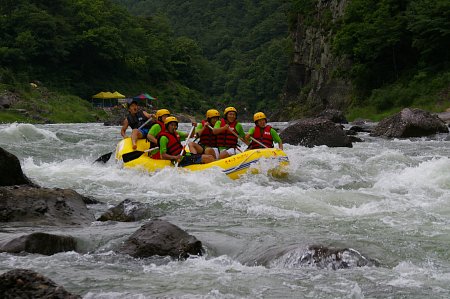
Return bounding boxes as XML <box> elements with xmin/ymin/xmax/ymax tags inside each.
<box><xmin>120</xmin><ymin>100</ymin><xmax>154</xmax><ymax>150</ymax></box>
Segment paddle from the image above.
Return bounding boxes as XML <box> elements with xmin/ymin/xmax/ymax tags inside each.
<box><xmin>122</xmin><ymin>147</ymin><xmax>159</xmax><ymax>163</ymax></box>
<box><xmin>94</xmin><ymin>117</ymin><xmax>154</xmax><ymax>163</ymax></box>
<box><xmin>175</xmin><ymin>125</ymin><xmax>196</xmax><ymax>168</ymax></box>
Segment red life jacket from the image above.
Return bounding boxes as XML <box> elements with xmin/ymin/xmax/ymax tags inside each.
<box><xmin>149</xmin><ymin>121</ymin><xmax>166</xmax><ymax>159</ymax></box>
<box><xmin>199</xmin><ymin>120</ymin><xmax>217</xmax><ymax>147</ymax></box>
<box><xmin>248</xmin><ymin>125</ymin><xmax>274</xmax><ymax>149</ymax></box>
<box><xmin>158</xmin><ymin>131</ymin><xmax>183</xmax><ymax>156</ymax></box>
<box><xmin>216</xmin><ymin>119</ymin><xmax>238</xmax><ymax>148</ymax></box>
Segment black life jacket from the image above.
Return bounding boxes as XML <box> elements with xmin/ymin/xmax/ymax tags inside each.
<box><xmin>248</xmin><ymin>125</ymin><xmax>274</xmax><ymax>149</ymax></box>
<box><xmin>199</xmin><ymin>120</ymin><xmax>217</xmax><ymax>147</ymax></box>
<box><xmin>158</xmin><ymin>131</ymin><xmax>183</xmax><ymax>156</ymax></box>
<box><xmin>127</xmin><ymin>111</ymin><xmax>151</xmax><ymax>130</ymax></box>
<box><xmin>216</xmin><ymin>119</ymin><xmax>238</xmax><ymax>148</ymax></box>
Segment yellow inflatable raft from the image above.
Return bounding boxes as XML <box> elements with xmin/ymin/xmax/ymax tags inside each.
<box><xmin>115</xmin><ymin>138</ymin><xmax>289</xmax><ymax>180</ymax></box>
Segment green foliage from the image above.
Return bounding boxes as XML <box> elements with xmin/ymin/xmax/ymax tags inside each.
<box><xmin>114</xmin><ymin>0</ymin><xmax>290</xmax><ymax>114</ymax></box>
<box><xmin>333</xmin><ymin>0</ymin><xmax>450</xmax><ymax>97</ymax></box>
<box><xmin>346</xmin><ymin>71</ymin><xmax>450</xmax><ymax>120</ymax></box>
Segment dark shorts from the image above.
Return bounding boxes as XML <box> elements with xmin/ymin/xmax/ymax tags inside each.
<box><xmin>139</xmin><ymin>128</ymin><xmax>149</xmax><ymax>137</ymax></box>
<box><xmin>179</xmin><ymin>154</ymin><xmax>203</xmax><ymax>167</ymax></box>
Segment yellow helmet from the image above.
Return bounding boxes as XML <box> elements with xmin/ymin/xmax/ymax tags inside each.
<box><xmin>156</xmin><ymin>109</ymin><xmax>171</xmax><ymax>119</ymax></box>
<box><xmin>253</xmin><ymin>112</ymin><xmax>267</xmax><ymax>122</ymax></box>
<box><xmin>224</xmin><ymin>106</ymin><xmax>237</xmax><ymax>116</ymax></box>
<box><xmin>164</xmin><ymin>116</ymin><xmax>178</xmax><ymax>126</ymax></box>
<box><xmin>206</xmin><ymin>109</ymin><xmax>220</xmax><ymax>119</ymax></box>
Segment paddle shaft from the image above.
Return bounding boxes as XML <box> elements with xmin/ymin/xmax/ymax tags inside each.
<box><xmin>175</xmin><ymin>125</ymin><xmax>196</xmax><ymax>167</ymax></box>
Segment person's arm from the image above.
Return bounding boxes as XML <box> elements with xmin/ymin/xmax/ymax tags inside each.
<box><xmin>176</xmin><ymin>131</ymin><xmax>188</xmax><ymax>141</ymax></box>
<box><xmin>235</xmin><ymin>123</ymin><xmax>249</xmax><ymax>145</ymax></box>
<box><xmin>235</xmin><ymin>123</ymin><xmax>245</xmax><ymax>138</ymax></box>
<box><xmin>271</xmin><ymin>128</ymin><xmax>283</xmax><ymax>150</ymax></box>
<box><xmin>195</xmin><ymin>123</ymin><xmax>205</xmax><ymax>137</ymax></box>
<box><xmin>213</xmin><ymin>120</ymin><xmax>228</xmax><ymax>135</ymax></box>
<box><xmin>245</xmin><ymin>127</ymin><xmax>255</xmax><ymax>142</ymax></box>
<box><xmin>160</xmin><ymin>136</ymin><xmax>182</xmax><ymax>161</ymax></box>
<box><xmin>147</xmin><ymin>124</ymin><xmax>161</xmax><ymax>144</ymax></box>
<box><xmin>120</xmin><ymin>119</ymin><xmax>129</xmax><ymax>138</ymax></box>
<box><xmin>143</xmin><ymin>111</ymin><xmax>155</xmax><ymax>120</ymax></box>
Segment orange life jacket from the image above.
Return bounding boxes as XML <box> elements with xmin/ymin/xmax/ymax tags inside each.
<box><xmin>158</xmin><ymin>131</ymin><xmax>183</xmax><ymax>156</ymax></box>
<box><xmin>248</xmin><ymin>125</ymin><xmax>274</xmax><ymax>149</ymax></box>
<box><xmin>216</xmin><ymin>119</ymin><xmax>238</xmax><ymax>148</ymax></box>
<box><xmin>199</xmin><ymin>120</ymin><xmax>217</xmax><ymax>147</ymax></box>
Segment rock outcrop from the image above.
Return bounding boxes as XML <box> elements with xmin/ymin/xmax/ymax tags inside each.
<box><xmin>0</xmin><ymin>147</ymin><xmax>34</xmax><ymax>186</ymax></box>
<box><xmin>371</xmin><ymin>108</ymin><xmax>449</xmax><ymax>138</ymax></box>
<box><xmin>97</xmin><ymin>199</ymin><xmax>162</xmax><ymax>222</ymax></box>
<box><xmin>280</xmin><ymin>118</ymin><xmax>353</xmax><ymax>147</ymax></box>
<box><xmin>0</xmin><ymin>186</ymin><xmax>95</xmax><ymax>226</ymax></box>
<box><xmin>282</xmin><ymin>0</ymin><xmax>352</xmax><ymax>117</ymax></box>
<box><xmin>118</xmin><ymin>220</ymin><xmax>203</xmax><ymax>259</ymax></box>
<box><xmin>0</xmin><ymin>269</ymin><xmax>80</xmax><ymax>298</ymax></box>
<box><xmin>246</xmin><ymin>244</ymin><xmax>378</xmax><ymax>270</ymax></box>
<box><xmin>0</xmin><ymin>232</ymin><xmax>77</xmax><ymax>255</ymax></box>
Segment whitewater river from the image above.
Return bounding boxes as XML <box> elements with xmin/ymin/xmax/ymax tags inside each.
<box><xmin>1</xmin><ymin>122</ymin><xmax>450</xmax><ymax>298</ymax></box>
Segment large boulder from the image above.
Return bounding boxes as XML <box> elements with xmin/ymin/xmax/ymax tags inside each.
<box><xmin>97</xmin><ymin>199</ymin><xmax>162</xmax><ymax>222</ymax></box>
<box><xmin>0</xmin><ymin>232</ymin><xmax>77</xmax><ymax>255</ymax></box>
<box><xmin>0</xmin><ymin>186</ymin><xmax>95</xmax><ymax>226</ymax></box>
<box><xmin>0</xmin><ymin>147</ymin><xmax>34</xmax><ymax>186</ymax></box>
<box><xmin>118</xmin><ymin>220</ymin><xmax>203</xmax><ymax>259</ymax></box>
<box><xmin>280</xmin><ymin>118</ymin><xmax>353</xmax><ymax>147</ymax></box>
<box><xmin>371</xmin><ymin>108</ymin><xmax>449</xmax><ymax>138</ymax></box>
<box><xmin>246</xmin><ymin>244</ymin><xmax>378</xmax><ymax>270</ymax></box>
<box><xmin>0</xmin><ymin>269</ymin><xmax>80</xmax><ymax>298</ymax></box>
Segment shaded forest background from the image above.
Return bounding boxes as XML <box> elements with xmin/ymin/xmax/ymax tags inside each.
<box><xmin>0</xmin><ymin>0</ymin><xmax>449</xmax><ymax>122</ymax></box>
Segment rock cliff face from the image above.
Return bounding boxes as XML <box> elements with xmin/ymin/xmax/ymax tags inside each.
<box><xmin>282</xmin><ymin>0</ymin><xmax>351</xmax><ymax>117</ymax></box>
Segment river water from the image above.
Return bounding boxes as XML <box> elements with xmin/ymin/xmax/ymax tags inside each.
<box><xmin>1</xmin><ymin>122</ymin><xmax>450</xmax><ymax>298</ymax></box>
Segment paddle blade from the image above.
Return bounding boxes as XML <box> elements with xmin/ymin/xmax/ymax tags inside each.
<box><xmin>94</xmin><ymin>152</ymin><xmax>113</xmax><ymax>163</ymax></box>
<box><xmin>122</xmin><ymin>151</ymin><xmax>145</xmax><ymax>163</ymax></box>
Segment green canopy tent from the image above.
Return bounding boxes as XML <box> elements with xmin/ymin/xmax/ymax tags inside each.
<box><xmin>133</xmin><ymin>93</ymin><xmax>156</xmax><ymax>108</ymax></box>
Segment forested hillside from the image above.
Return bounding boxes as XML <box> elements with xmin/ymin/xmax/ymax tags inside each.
<box><xmin>113</xmin><ymin>0</ymin><xmax>291</xmax><ymax>113</ymax></box>
<box><xmin>0</xmin><ymin>0</ymin><xmax>213</xmax><ymax>115</ymax></box>
<box><xmin>1</xmin><ymin>0</ymin><xmax>448</xmax><ymax>122</ymax></box>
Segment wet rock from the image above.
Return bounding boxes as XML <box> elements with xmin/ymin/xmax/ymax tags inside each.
<box><xmin>296</xmin><ymin>245</ymin><xmax>379</xmax><ymax>269</ymax></box>
<box><xmin>0</xmin><ymin>232</ymin><xmax>76</xmax><ymax>255</ymax></box>
<box><xmin>81</xmin><ymin>195</ymin><xmax>102</xmax><ymax>205</ymax></box>
<box><xmin>0</xmin><ymin>186</ymin><xmax>95</xmax><ymax>226</ymax></box>
<box><xmin>371</xmin><ymin>108</ymin><xmax>449</xmax><ymax>138</ymax></box>
<box><xmin>280</xmin><ymin>118</ymin><xmax>353</xmax><ymax>147</ymax></box>
<box><xmin>435</xmin><ymin>111</ymin><xmax>450</xmax><ymax>124</ymax></box>
<box><xmin>316</xmin><ymin>109</ymin><xmax>348</xmax><ymax>124</ymax></box>
<box><xmin>247</xmin><ymin>244</ymin><xmax>378</xmax><ymax>270</ymax></box>
<box><xmin>0</xmin><ymin>147</ymin><xmax>35</xmax><ymax>186</ymax></box>
<box><xmin>0</xmin><ymin>268</ymin><xmax>81</xmax><ymax>298</ymax></box>
<box><xmin>118</xmin><ymin>219</ymin><xmax>203</xmax><ymax>259</ymax></box>
<box><xmin>97</xmin><ymin>199</ymin><xmax>160</xmax><ymax>222</ymax></box>
<box><xmin>349</xmin><ymin>125</ymin><xmax>373</xmax><ymax>133</ymax></box>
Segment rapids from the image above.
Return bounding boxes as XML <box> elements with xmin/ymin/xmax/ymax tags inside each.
<box><xmin>1</xmin><ymin>122</ymin><xmax>450</xmax><ymax>298</ymax></box>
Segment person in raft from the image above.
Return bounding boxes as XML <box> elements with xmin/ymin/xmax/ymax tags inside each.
<box><xmin>159</xmin><ymin>116</ymin><xmax>215</xmax><ymax>166</ymax></box>
<box><xmin>120</xmin><ymin>100</ymin><xmax>154</xmax><ymax>150</ymax></box>
<box><xmin>246</xmin><ymin>112</ymin><xmax>283</xmax><ymax>150</ymax></box>
<box><xmin>213</xmin><ymin>106</ymin><xmax>247</xmax><ymax>159</ymax></box>
<box><xmin>188</xmin><ymin>109</ymin><xmax>221</xmax><ymax>160</ymax></box>
<box><xmin>144</xmin><ymin>108</ymin><xmax>171</xmax><ymax>159</ymax></box>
